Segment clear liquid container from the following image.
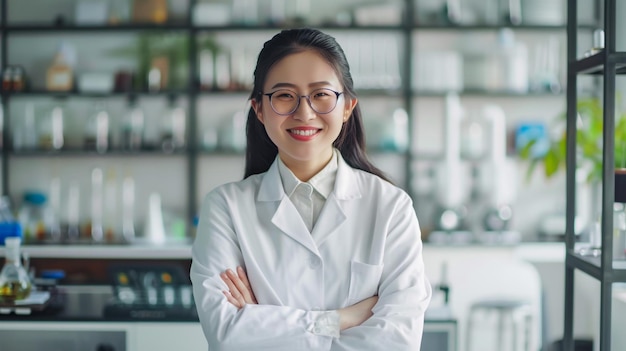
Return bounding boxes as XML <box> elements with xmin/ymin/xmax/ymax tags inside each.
<box><xmin>84</xmin><ymin>101</ymin><xmax>110</xmax><ymax>153</ymax></box>
<box><xmin>160</xmin><ymin>100</ymin><xmax>186</xmax><ymax>153</ymax></box>
<box><xmin>38</xmin><ymin>102</ymin><xmax>65</xmax><ymax>151</ymax></box>
<box><xmin>18</xmin><ymin>191</ymin><xmax>58</xmax><ymax>243</ymax></box>
<box><xmin>13</xmin><ymin>103</ymin><xmax>38</xmax><ymax>151</ymax></box>
<box><xmin>0</xmin><ymin>237</ymin><xmax>32</xmax><ymax>302</ymax></box>
<box><xmin>121</xmin><ymin>97</ymin><xmax>144</xmax><ymax>151</ymax></box>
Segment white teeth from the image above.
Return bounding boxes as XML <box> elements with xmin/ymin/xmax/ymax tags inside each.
<box><xmin>290</xmin><ymin>129</ymin><xmax>318</xmax><ymax>136</ymax></box>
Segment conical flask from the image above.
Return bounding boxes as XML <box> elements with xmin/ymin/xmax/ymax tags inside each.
<box><xmin>0</xmin><ymin>237</ymin><xmax>32</xmax><ymax>302</ymax></box>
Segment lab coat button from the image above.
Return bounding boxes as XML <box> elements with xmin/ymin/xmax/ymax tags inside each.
<box><xmin>314</xmin><ymin>327</ymin><xmax>321</xmax><ymax>333</ymax></box>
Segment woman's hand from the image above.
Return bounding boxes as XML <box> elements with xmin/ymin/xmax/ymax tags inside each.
<box><xmin>337</xmin><ymin>296</ymin><xmax>379</xmax><ymax>331</ymax></box>
<box><xmin>220</xmin><ymin>266</ymin><xmax>257</xmax><ymax>309</ymax></box>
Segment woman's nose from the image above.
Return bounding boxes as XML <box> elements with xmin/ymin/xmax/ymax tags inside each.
<box><xmin>292</xmin><ymin>97</ymin><xmax>316</xmax><ymax>121</ymax></box>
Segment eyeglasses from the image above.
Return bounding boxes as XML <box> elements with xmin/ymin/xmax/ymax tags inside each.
<box><xmin>262</xmin><ymin>88</ymin><xmax>343</xmax><ymax>116</ymax></box>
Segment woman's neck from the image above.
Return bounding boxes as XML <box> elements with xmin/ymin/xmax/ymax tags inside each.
<box><xmin>280</xmin><ymin>150</ymin><xmax>334</xmax><ymax>182</ymax></box>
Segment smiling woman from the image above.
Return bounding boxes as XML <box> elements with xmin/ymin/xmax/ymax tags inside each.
<box><xmin>250</xmin><ymin>50</ymin><xmax>356</xmax><ymax>181</ymax></box>
<box><xmin>190</xmin><ymin>28</ymin><xmax>432</xmax><ymax>351</ymax></box>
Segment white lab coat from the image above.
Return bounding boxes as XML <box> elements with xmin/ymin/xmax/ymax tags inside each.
<box><xmin>191</xmin><ymin>153</ymin><xmax>431</xmax><ymax>350</ymax></box>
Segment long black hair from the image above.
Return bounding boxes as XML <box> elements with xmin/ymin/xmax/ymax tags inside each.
<box><xmin>244</xmin><ymin>28</ymin><xmax>390</xmax><ymax>183</ymax></box>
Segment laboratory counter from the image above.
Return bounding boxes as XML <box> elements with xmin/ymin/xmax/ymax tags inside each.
<box><xmin>0</xmin><ymin>285</ymin><xmax>457</xmax><ymax>351</ymax></box>
<box><xmin>0</xmin><ymin>284</ymin><xmax>198</xmax><ymax>322</ymax></box>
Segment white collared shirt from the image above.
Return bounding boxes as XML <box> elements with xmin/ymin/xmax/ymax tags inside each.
<box><xmin>277</xmin><ymin>149</ymin><xmax>338</xmax><ymax>232</ymax></box>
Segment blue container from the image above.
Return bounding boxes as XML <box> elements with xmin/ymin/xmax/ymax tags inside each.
<box><xmin>0</xmin><ymin>222</ymin><xmax>23</xmax><ymax>245</ymax></box>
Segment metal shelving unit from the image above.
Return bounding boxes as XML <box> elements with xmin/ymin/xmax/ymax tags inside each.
<box><xmin>0</xmin><ymin>0</ymin><xmax>417</xmax><ymax>229</ymax></box>
<box><xmin>563</xmin><ymin>0</ymin><xmax>626</xmax><ymax>350</ymax></box>
<box><xmin>0</xmin><ymin>0</ymin><xmax>572</xmax><ymax>240</ymax></box>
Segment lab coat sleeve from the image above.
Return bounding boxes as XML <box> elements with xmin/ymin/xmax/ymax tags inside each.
<box><xmin>331</xmin><ymin>193</ymin><xmax>432</xmax><ymax>351</ymax></box>
<box><xmin>190</xmin><ymin>189</ymin><xmax>335</xmax><ymax>351</ymax></box>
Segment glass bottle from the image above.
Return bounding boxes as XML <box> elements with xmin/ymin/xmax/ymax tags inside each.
<box><xmin>12</xmin><ymin>65</ymin><xmax>26</xmax><ymax>92</ymax></box>
<box><xmin>121</xmin><ymin>175</ymin><xmax>135</xmax><ymax>243</ymax></box>
<box><xmin>122</xmin><ymin>98</ymin><xmax>144</xmax><ymax>151</ymax></box>
<box><xmin>2</xmin><ymin>66</ymin><xmax>13</xmax><ymax>91</ymax></box>
<box><xmin>0</xmin><ymin>237</ymin><xmax>32</xmax><ymax>302</ymax></box>
<box><xmin>160</xmin><ymin>98</ymin><xmax>186</xmax><ymax>153</ymax></box>
<box><xmin>38</xmin><ymin>102</ymin><xmax>65</xmax><ymax>151</ymax></box>
<box><xmin>13</xmin><ymin>103</ymin><xmax>38</xmax><ymax>151</ymax></box>
<box><xmin>120</xmin><ymin>97</ymin><xmax>144</xmax><ymax>151</ymax></box>
<box><xmin>18</xmin><ymin>191</ymin><xmax>57</xmax><ymax>243</ymax></box>
<box><xmin>90</xmin><ymin>168</ymin><xmax>104</xmax><ymax>243</ymax></box>
<box><xmin>84</xmin><ymin>101</ymin><xmax>110</xmax><ymax>153</ymax></box>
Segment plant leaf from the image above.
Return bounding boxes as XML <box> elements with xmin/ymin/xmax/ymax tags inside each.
<box><xmin>525</xmin><ymin>159</ymin><xmax>538</xmax><ymax>182</ymax></box>
<box><xmin>518</xmin><ymin>139</ymin><xmax>536</xmax><ymax>160</ymax></box>
<box><xmin>544</xmin><ymin>148</ymin><xmax>560</xmax><ymax>178</ymax></box>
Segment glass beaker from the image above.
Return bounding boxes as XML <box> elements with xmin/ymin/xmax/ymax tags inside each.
<box><xmin>0</xmin><ymin>237</ymin><xmax>32</xmax><ymax>302</ymax></box>
<box><xmin>578</xmin><ymin>218</ymin><xmax>602</xmax><ymax>257</ymax></box>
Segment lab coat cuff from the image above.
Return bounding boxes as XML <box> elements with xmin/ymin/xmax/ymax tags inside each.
<box><xmin>307</xmin><ymin>310</ymin><xmax>340</xmax><ymax>338</ymax></box>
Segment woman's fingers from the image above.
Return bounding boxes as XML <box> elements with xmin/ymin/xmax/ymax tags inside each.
<box><xmin>237</xmin><ymin>266</ymin><xmax>258</xmax><ymax>304</ymax></box>
<box><xmin>222</xmin><ymin>290</ymin><xmax>241</xmax><ymax>308</ymax></box>
<box><xmin>220</xmin><ymin>267</ymin><xmax>258</xmax><ymax>308</ymax></box>
<box><xmin>220</xmin><ymin>271</ymin><xmax>246</xmax><ymax>308</ymax></box>
<box><xmin>227</xmin><ymin>268</ymin><xmax>255</xmax><ymax>304</ymax></box>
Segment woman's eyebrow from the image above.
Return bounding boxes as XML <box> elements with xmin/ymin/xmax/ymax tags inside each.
<box><xmin>269</xmin><ymin>81</ymin><xmax>335</xmax><ymax>90</ymax></box>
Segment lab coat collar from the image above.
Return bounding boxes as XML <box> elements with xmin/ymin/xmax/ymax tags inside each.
<box><xmin>276</xmin><ymin>150</ymin><xmax>337</xmax><ymax>200</ymax></box>
<box><xmin>258</xmin><ymin>151</ymin><xmax>362</xmax><ymax>252</ymax></box>
<box><xmin>257</xmin><ymin>150</ymin><xmax>362</xmax><ymax>202</ymax></box>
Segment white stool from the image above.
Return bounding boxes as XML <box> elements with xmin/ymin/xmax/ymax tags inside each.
<box><xmin>466</xmin><ymin>299</ymin><xmax>533</xmax><ymax>351</ymax></box>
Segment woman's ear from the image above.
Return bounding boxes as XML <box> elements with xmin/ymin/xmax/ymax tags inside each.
<box><xmin>251</xmin><ymin>99</ymin><xmax>264</xmax><ymax>123</ymax></box>
<box><xmin>343</xmin><ymin>97</ymin><xmax>358</xmax><ymax>123</ymax></box>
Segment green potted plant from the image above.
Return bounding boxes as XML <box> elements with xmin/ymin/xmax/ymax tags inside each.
<box><xmin>108</xmin><ymin>32</ymin><xmax>190</xmax><ymax>91</ymax></box>
<box><xmin>519</xmin><ymin>96</ymin><xmax>626</xmax><ymax>203</ymax></box>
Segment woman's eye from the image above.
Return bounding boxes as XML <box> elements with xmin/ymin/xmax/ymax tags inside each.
<box><xmin>276</xmin><ymin>92</ymin><xmax>295</xmax><ymax>100</ymax></box>
<box><xmin>314</xmin><ymin>91</ymin><xmax>331</xmax><ymax>98</ymax></box>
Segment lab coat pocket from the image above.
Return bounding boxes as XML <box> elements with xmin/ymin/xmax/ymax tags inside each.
<box><xmin>347</xmin><ymin>260</ymin><xmax>384</xmax><ymax>306</ymax></box>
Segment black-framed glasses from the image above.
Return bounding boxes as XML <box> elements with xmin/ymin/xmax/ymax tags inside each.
<box><xmin>262</xmin><ymin>88</ymin><xmax>343</xmax><ymax>116</ymax></box>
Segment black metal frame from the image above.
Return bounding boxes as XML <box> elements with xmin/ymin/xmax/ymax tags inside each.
<box><xmin>564</xmin><ymin>0</ymin><xmax>626</xmax><ymax>350</ymax></box>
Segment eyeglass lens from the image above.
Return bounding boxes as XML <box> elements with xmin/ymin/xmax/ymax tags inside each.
<box><xmin>268</xmin><ymin>88</ymin><xmax>340</xmax><ymax>115</ymax></box>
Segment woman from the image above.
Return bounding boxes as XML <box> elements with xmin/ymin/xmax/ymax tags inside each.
<box><xmin>190</xmin><ymin>28</ymin><xmax>431</xmax><ymax>350</ymax></box>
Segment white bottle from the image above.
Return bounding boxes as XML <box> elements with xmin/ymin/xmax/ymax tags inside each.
<box><xmin>121</xmin><ymin>175</ymin><xmax>136</xmax><ymax>243</ymax></box>
<box><xmin>85</xmin><ymin>102</ymin><xmax>110</xmax><ymax>153</ymax></box>
<box><xmin>497</xmin><ymin>29</ymin><xmax>528</xmax><ymax>93</ymax></box>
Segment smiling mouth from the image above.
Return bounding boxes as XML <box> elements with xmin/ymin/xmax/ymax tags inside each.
<box><xmin>288</xmin><ymin>129</ymin><xmax>321</xmax><ymax>136</ymax></box>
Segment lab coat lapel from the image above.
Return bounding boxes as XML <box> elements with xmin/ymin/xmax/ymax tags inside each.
<box><xmin>310</xmin><ymin>193</ymin><xmax>346</xmax><ymax>247</ymax></box>
<box><xmin>258</xmin><ymin>159</ymin><xmax>319</xmax><ymax>255</ymax></box>
<box><xmin>311</xmin><ymin>154</ymin><xmax>362</xmax><ymax>246</ymax></box>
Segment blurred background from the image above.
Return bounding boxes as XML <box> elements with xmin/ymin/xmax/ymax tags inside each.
<box><xmin>0</xmin><ymin>0</ymin><xmax>625</xmax><ymax>351</ymax></box>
